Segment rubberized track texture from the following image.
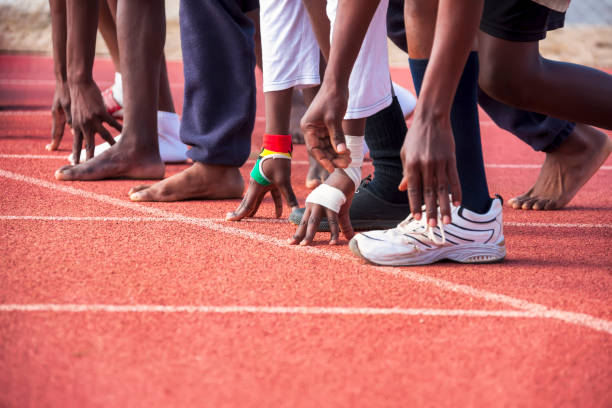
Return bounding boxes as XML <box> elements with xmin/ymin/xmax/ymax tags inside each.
<box><xmin>1</xmin><ymin>55</ymin><xmax>611</xmax><ymax>408</ymax></box>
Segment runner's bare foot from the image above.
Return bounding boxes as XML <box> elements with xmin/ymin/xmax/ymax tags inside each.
<box><xmin>305</xmin><ymin>153</ymin><xmax>330</xmax><ymax>189</ymax></box>
<box><xmin>128</xmin><ymin>162</ymin><xmax>244</xmax><ymax>202</ymax></box>
<box><xmin>509</xmin><ymin>124</ymin><xmax>612</xmax><ymax>210</ymax></box>
<box><xmin>55</xmin><ymin>142</ymin><xmax>164</xmax><ymax>181</ymax></box>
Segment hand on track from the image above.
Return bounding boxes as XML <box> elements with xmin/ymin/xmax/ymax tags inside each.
<box><xmin>46</xmin><ymin>81</ymin><xmax>72</xmax><ymax>151</ymax></box>
<box><xmin>68</xmin><ymin>81</ymin><xmax>122</xmax><ymax>164</ymax></box>
<box><xmin>288</xmin><ymin>170</ymin><xmax>355</xmax><ymax>246</ymax></box>
<box><xmin>226</xmin><ymin>157</ymin><xmax>298</xmax><ymax>221</ymax></box>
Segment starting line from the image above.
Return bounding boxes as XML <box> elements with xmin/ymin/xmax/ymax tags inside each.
<box><xmin>1</xmin><ymin>154</ymin><xmax>611</xmax><ymax>171</ymax></box>
<box><xmin>1</xmin><ymin>167</ymin><xmax>611</xmax><ymax>335</ymax></box>
<box><xmin>0</xmin><ymin>215</ymin><xmax>610</xmax><ymax>229</ymax></box>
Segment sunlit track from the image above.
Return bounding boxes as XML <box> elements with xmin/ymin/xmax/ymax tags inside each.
<box><xmin>1</xmin><ymin>154</ymin><xmax>610</xmax><ymax>170</ymax></box>
<box><xmin>0</xmin><ymin>303</ymin><xmax>543</xmax><ymax>318</ymax></box>
<box><xmin>1</xmin><ymin>215</ymin><xmax>610</xmax><ymax>229</ymax></box>
<box><xmin>1</xmin><ymin>167</ymin><xmax>611</xmax><ymax>335</ymax></box>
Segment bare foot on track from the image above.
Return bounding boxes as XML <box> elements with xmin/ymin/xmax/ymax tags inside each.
<box><xmin>508</xmin><ymin>124</ymin><xmax>612</xmax><ymax>210</ymax></box>
<box><xmin>55</xmin><ymin>143</ymin><xmax>164</xmax><ymax>181</ymax></box>
<box><xmin>129</xmin><ymin>162</ymin><xmax>244</xmax><ymax>202</ymax></box>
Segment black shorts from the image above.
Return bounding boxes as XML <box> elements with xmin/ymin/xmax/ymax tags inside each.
<box><xmin>480</xmin><ymin>0</ymin><xmax>566</xmax><ymax>42</ymax></box>
<box><xmin>240</xmin><ymin>0</ymin><xmax>259</xmax><ymax>13</ymax></box>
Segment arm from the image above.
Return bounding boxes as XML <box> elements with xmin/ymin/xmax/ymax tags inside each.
<box><xmin>65</xmin><ymin>0</ymin><xmax>120</xmax><ymax>162</ymax></box>
<box><xmin>400</xmin><ymin>0</ymin><xmax>484</xmax><ymax>225</ymax></box>
<box><xmin>46</xmin><ymin>0</ymin><xmax>71</xmax><ymax>151</ymax></box>
<box><xmin>300</xmin><ymin>0</ymin><xmax>380</xmax><ymax>172</ymax></box>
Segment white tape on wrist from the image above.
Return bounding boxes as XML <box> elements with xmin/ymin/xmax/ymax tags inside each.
<box><xmin>305</xmin><ymin>183</ymin><xmax>346</xmax><ymax>213</ymax></box>
<box><xmin>344</xmin><ymin>135</ymin><xmax>364</xmax><ymax>190</ymax></box>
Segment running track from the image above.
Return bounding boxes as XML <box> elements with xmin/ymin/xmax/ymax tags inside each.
<box><xmin>1</xmin><ymin>55</ymin><xmax>611</xmax><ymax>407</ymax></box>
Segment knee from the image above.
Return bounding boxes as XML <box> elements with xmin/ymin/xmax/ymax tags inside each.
<box><xmin>404</xmin><ymin>0</ymin><xmax>436</xmax><ymax>21</ymax></box>
<box><xmin>479</xmin><ymin>55</ymin><xmax>538</xmax><ymax>108</ymax></box>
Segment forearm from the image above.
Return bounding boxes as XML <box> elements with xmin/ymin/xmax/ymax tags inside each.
<box><xmin>49</xmin><ymin>0</ymin><xmax>68</xmax><ymax>82</ymax></box>
<box><xmin>65</xmin><ymin>0</ymin><xmax>100</xmax><ymax>85</ymax></box>
<box><xmin>323</xmin><ymin>0</ymin><xmax>380</xmax><ymax>88</ymax></box>
<box><xmin>415</xmin><ymin>0</ymin><xmax>483</xmax><ymax>120</ymax></box>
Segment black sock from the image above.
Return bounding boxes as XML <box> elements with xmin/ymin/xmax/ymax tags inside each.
<box><xmin>408</xmin><ymin>52</ymin><xmax>492</xmax><ymax>214</ymax></box>
<box><xmin>364</xmin><ymin>96</ymin><xmax>409</xmax><ymax>204</ymax></box>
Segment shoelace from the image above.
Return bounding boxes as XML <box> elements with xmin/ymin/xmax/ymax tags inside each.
<box><xmin>396</xmin><ymin>210</ymin><xmax>446</xmax><ymax>245</ymax></box>
<box><xmin>356</xmin><ymin>174</ymin><xmax>373</xmax><ymax>192</ymax></box>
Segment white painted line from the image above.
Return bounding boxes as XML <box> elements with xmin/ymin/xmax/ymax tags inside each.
<box><xmin>0</xmin><ymin>215</ymin><xmax>289</xmax><ymax>224</ymax></box>
<box><xmin>0</xmin><ymin>303</ymin><xmax>552</xmax><ymax>318</ymax></box>
<box><xmin>0</xmin><ymin>154</ymin><xmax>66</xmax><ymax>160</ymax></box>
<box><xmin>1</xmin><ymin>154</ymin><xmax>610</xmax><ymax>171</ymax></box>
<box><xmin>1</xmin><ymin>168</ymin><xmax>611</xmax><ymax>335</ymax></box>
<box><xmin>2</xmin><ymin>215</ymin><xmax>609</xmax><ymax>229</ymax></box>
<box><xmin>0</xmin><ymin>215</ymin><xmax>165</xmax><ymax>222</ymax></box>
<box><xmin>0</xmin><ymin>79</ymin><xmax>185</xmax><ymax>87</ymax></box>
<box><xmin>0</xmin><ymin>110</ymin><xmax>50</xmax><ymax>116</ymax></box>
<box><xmin>505</xmin><ymin>221</ymin><xmax>612</xmax><ymax>229</ymax></box>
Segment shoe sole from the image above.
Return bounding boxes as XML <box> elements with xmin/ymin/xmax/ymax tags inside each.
<box><xmin>288</xmin><ymin>212</ymin><xmax>401</xmax><ymax>232</ymax></box>
<box><xmin>349</xmin><ymin>237</ymin><xmax>506</xmax><ymax>266</ymax></box>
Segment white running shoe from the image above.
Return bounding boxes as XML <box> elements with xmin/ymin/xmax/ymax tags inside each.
<box><xmin>349</xmin><ymin>197</ymin><xmax>506</xmax><ymax>266</ymax></box>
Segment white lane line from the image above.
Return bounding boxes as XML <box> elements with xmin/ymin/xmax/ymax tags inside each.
<box><xmin>505</xmin><ymin>221</ymin><xmax>612</xmax><ymax>229</ymax></box>
<box><xmin>0</xmin><ymin>303</ymin><xmax>555</xmax><ymax>318</ymax></box>
<box><xmin>0</xmin><ymin>215</ymin><xmax>165</xmax><ymax>222</ymax></box>
<box><xmin>0</xmin><ymin>154</ymin><xmax>66</xmax><ymax>160</ymax></box>
<box><xmin>1</xmin><ymin>168</ymin><xmax>611</xmax><ymax>335</ymax></box>
<box><xmin>0</xmin><ymin>215</ymin><xmax>290</xmax><ymax>224</ymax></box>
<box><xmin>0</xmin><ymin>79</ymin><xmax>185</xmax><ymax>87</ymax></box>
<box><xmin>1</xmin><ymin>215</ymin><xmax>609</xmax><ymax>229</ymax></box>
<box><xmin>1</xmin><ymin>154</ymin><xmax>610</xmax><ymax>171</ymax></box>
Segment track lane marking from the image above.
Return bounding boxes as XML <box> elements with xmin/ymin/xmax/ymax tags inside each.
<box><xmin>1</xmin><ymin>168</ymin><xmax>611</xmax><ymax>335</ymax></box>
<box><xmin>1</xmin><ymin>154</ymin><xmax>611</xmax><ymax>171</ymax></box>
<box><xmin>1</xmin><ymin>215</ymin><xmax>611</xmax><ymax>229</ymax></box>
<box><xmin>0</xmin><ymin>304</ymin><xmax>568</xmax><ymax>318</ymax></box>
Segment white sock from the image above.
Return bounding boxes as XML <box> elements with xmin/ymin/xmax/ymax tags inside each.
<box><xmin>72</xmin><ymin>111</ymin><xmax>187</xmax><ymax>163</ymax></box>
<box><xmin>111</xmin><ymin>72</ymin><xmax>123</xmax><ymax>106</ymax></box>
<box><xmin>156</xmin><ymin>111</ymin><xmax>187</xmax><ymax>162</ymax></box>
<box><xmin>392</xmin><ymin>81</ymin><xmax>416</xmax><ymax>119</ymax></box>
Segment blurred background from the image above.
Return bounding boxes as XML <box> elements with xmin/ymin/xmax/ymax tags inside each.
<box><xmin>1</xmin><ymin>0</ymin><xmax>611</xmax><ymax>67</ymax></box>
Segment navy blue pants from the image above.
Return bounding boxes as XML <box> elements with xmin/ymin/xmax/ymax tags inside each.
<box><xmin>179</xmin><ymin>0</ymin><xmax>257</xmax><ymax>166</ymax></box>
<box><xmin>386</xmin><ymin>0</ymin><xmax>574</xmax><ymax>152</ymax></box>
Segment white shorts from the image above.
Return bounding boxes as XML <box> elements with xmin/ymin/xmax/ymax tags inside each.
<box><xmin>260</xmin><ymin>0</ymin><xmax>321</xmax><ymax>92</ymax></box>
<box><xmin>260</xmin><ymin>0</ymin><xmax>392</xmax><ymax>120</ymax></box>
<box><xmin>327</xmin><ymin>0</ymin><xmax>392</xmax><ymax>119</ymax></box>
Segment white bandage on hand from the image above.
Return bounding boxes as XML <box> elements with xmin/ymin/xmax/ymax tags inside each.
<box><xmin>343</xmin><ymin>135</ymin><xmax>364</xmax><ymax>191</ymax></box>
<box><xmin>305</xmin><ymin>183</ymin><xmax>347</xmax><ymax>214</ymax></box>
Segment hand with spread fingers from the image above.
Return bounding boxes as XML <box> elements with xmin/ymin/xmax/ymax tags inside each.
<box><xmin>46</xmin><ymin>81</ymin><xmax>72</xmax><ymax>151</ymax></box>
<box><xmin>68</xmin><ymin>81</ymin><xmax>122</xmax><ymax>164</ymax></box>
<box><xmin>225</xmin><ymin>156</ymin><xmax>299</xmax><ymax>221</ymax></box>
<box><xmin>300</xmin><ymin>85</ymin><xmax>351</xmax><ymax>173</ymax></box>
<box><xmin>226</xmin><ymin>133</ymin><xmax>298</xmax><ymax>221</ymax></box>
<box><xmin>399</xmin><ymin>115</ymin><xmax>462</xmax><ymax>227</ymax></box>
<box><xmin>288</xmin><ymin>169</ymin><xmax>355</xmax><ymax>246</ymax></box>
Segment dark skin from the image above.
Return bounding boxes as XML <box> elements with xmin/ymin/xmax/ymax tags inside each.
<box><xmin>226</xmin><ymin>84</ymin><xmax>323</xmax><ymax>220</ymax></box>
<box><xmin>46</xmin><ymin>0</ymin><xmax>73</xmax><ymax>152</ymax></box>
<box><xmin>63</xmin><ymin>0</ymin><xmax>121</xmax><ymax>164</ymax></box>
<box><xmin>225</xmin><ymin>88</ymin><xmax>300</xmax><ymax>221</ymax></box>
<box><xmin>302</xmin><ymin>0</ymin><xmax>486</xmax><ymax>230</ymax></box>
<box><xmin>287</xmin><ymin>0</ymin><xmax>375</xmax><ymax>245</ymax></box>
<box><xmin>476</xmin><ymin>31</ymin><xmax>612</xmax><ymax>211</ymax></box>
<box><xmin>99</xmin><ymin>0</ymin><xmax>175</xmax><ymax>114</ymax></box>
<box><xmin>55</xmin><ymin>0</ymin><xmax>165</xmax><ymax>180</ymax></box>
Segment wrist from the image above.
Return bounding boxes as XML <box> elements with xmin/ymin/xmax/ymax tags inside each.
<box><xmin>328</xmin><ymin>169</ymin><xmax>355</xmax><ymax>195</ymax></box>
<box><xmin>67</xmin><ymin>70</ymin><xmax>94</xmax><ymax>87</ymax></box>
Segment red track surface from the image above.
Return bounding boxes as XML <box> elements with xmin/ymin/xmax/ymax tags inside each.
<box><xmin>1</xmin><ymin>55</ymin><xmax>611</xmax><ymax>407</ymax></box>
